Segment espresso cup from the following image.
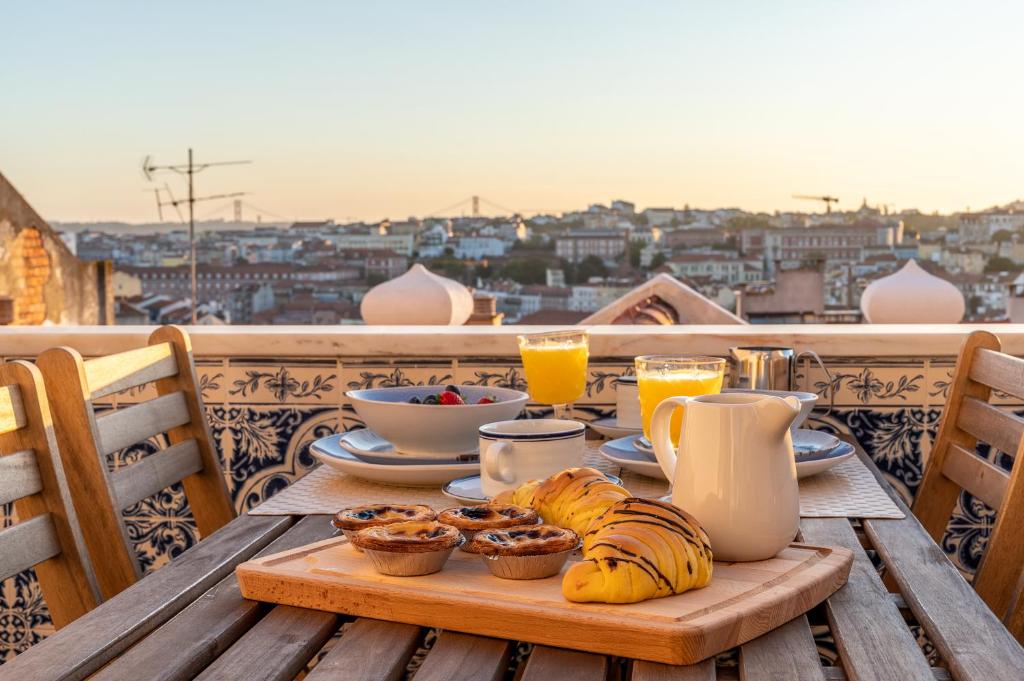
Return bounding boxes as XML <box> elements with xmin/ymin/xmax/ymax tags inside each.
<box><xmin>479</xmin><ymin>419</ymin><xmax>585</xmax><ymax>497</ymax></box>
<box><xmin>614</xmin><ymin>376</ymin><xmax>641</xmax><ymax>429</ymax></box>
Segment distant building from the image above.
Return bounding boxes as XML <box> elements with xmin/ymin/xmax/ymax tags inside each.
<box><xmin>325</xmin><ymin>233</ymin><xmax>414</xmax><ymax>256</ymax></box>
<box><xmin>958</xmin><ymin>211</ymin><xmax>1024</xmax><ymax>244</ymax></box>
<box><xmin>123</xmin><ymin>263</ymin><xmax>361</xmax><ymax>300</ymax></box>
<box><xmin>452</xmin><ymin>236</ymin><xmax>507</xmax><ymax>260</ymax></box>
<box><xmin>555</xmin><ymin>231</ymin><xmax>628</xmax><ymax>264</ymax></box>
<box><xmin>642</xmin><ymin>208</ymin><xmax>677</xmax><ymax>228</ymax></box>
<box><xmin>666</xmin><ymin>254</ymin><xmax>764</xmax><ymax>286</ymax></box>
<box><xmin>739</xmin><ymin>221</ymin><xmax>900</xmax><ymax>265</ymax></box>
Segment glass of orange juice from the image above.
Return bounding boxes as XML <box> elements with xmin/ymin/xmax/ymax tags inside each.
<box><xmin>635</xmin><ymin>355</ymin><xmax>726</xmax><ymax>445</ymax></box>
<box><xmin>517</xmin><ymin>330</ymin><xmax>589</xmax><ymax>418</ymax></box>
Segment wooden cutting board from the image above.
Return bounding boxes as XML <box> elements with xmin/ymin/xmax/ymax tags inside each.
<box><xmin>236</xmin><ymin>537</ymin><xmax>852</xmax><ymax>665</ymax></box>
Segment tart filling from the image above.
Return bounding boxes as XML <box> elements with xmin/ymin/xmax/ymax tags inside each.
<box><xmin>469</xmin><ymin>524</ymin><xmax>580</xmax><ymax>557</ymax></box>
<box><xmin>332</xmin><ymin>504</ymin><xmax>436</xmax><ymax>531</ymax></box>
<box><xmin>438</xmin><ymin>504</ymin><xmax>539</xmax><ymax>531</ymax></box>
<box><xmin>351</xmin><ymin>520</ymin><xmax>462</xmax><ymax>553</ymax></box>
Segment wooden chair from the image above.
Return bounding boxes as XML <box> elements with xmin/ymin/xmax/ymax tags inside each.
<box><xmin>37</xmin><ymin>325</ymin><xmax>235</xmax><ymax>600</ymax></box>
<box><xmin>913</xmin><ymin>330</ymin><xmax>1024</xmax><ymax>640</ymax></box>
<box><xmin>0</xmin><ymin>360</ymin><xmax>98</xmax><ymax>628</ymax></box>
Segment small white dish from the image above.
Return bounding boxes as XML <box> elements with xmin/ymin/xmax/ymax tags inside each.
<box><xmin>792</xmin><ymin>429</ymin><xmax>840</xmax><ymax>458</ymax></box>
<box><xmin>598</xmin><ymin>436</ymin><xmax>666</xmax><ymax>480</ymax></box>
<box><xmin>442</xmin><ymin>472</ymin><xmax>623</xmax><ymax>505</ymax></box>
<box><xmin>311</xmin><ymin>437</ymin><xmax>477</xmax><ymax>486</ymax></box>
<box><xmin>795</xmin><ymin>441</ymin><xmax>855</xmax><ymax>479</ymax></box>
<box><xmin>587</xmin><ymin>417</ymin><xmax>642</xmax><ymax>440</ymax></box>
<box><xmin>335</xmin><ymin>430</ymin><xmax>478</xmax><ymax>464</ymax></box>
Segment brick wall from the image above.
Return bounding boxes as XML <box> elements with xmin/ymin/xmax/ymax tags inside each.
<box><xmin>0</xmin><ymin>171</ymin><xmax>112</xmax><ymax>325</ymax></box>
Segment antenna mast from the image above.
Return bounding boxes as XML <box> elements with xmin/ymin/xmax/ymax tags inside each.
<box><xmin>143</xmin><ymin>149</ymin><xmax>250</xmax><ymax>323</ymax></box>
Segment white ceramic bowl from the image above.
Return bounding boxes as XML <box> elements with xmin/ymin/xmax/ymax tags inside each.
<box><xmin>346</xmin><ymin>385</ymin><xmax>529</xmax><ymax>457</ymax></box>
<box><xmin>722</xmin><ymin>388</ymin><xmax>819</xmax><ymax>430</ymax></box>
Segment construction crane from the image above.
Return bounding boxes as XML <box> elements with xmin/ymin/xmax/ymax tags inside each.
<box><xmin>792</xmin><ymin>195</ymin><xmax>839</xmax><ymax>213</ymax></box>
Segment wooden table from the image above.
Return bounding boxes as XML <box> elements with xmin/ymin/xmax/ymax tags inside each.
<box><xmin>2</xmin><ymin>443</ymin><xmax>1022</xmax><ymax>681</ymax></box>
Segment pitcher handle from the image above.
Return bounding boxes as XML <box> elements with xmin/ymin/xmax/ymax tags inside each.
<box><xmin>650</xmin><ymin>396</ymin><xmax>690</xmax><ymax>483</ymax></box>
<box><xmin>797</xmin><ymin>350</ymin><xmax>833</xmax><ymax>417</ymax></box>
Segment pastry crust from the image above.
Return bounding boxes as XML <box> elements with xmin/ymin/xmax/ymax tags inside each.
<box><xmin>438</xmin><ymin>504</ymin><xmax>538</xmax><ymax>531</ymax></box>
<box><xmin>351</xmin><ymin>520</ymin><xmax>462</xmax><ymax>553</ymax></box>
<box><xmin>468</xmin><ymin>524</ymin><xmax>580</xmax><ymax>557</ymax></box>
<box><xmin>332</xmin><ymin>504</ymin><xmax>436</xmax><ymax>531</ymax></box>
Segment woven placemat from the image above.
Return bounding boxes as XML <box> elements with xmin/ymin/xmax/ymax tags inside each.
<box><xmin>617</xmin><ymin>455</ymin><xmax>904</xmax><ymax>519</ymax></box>
<box><xmin>249</xmin><ymin>444</ymin><xmax>904</xmax><ymax>519</ymax></box>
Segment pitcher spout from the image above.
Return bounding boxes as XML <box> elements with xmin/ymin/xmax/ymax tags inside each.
<box><xmin>756</xmin><ymin>395</ymin><xmax>803</xmax><ymax>436</ymax></box>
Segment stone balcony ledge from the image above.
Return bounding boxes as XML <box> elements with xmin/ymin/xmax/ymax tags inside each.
<box><xmin>0</xmin><ymin>323</ymin><xmax>1021</xmax><ymax>359</ymax></box>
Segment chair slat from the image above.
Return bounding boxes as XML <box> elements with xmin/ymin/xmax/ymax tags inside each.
<box><xmin>109</xmin><ymin>439</ymin><xmax>204</xmax><ymax>509</ymax></box>
<box><xmin>84</xmin><ymin>342</ymin><xmax>178</xmax><ymax>400</ymax></box>
<box><xmin>0</xmin><ymin>448</ymin><xmax>42</xmax><ymax>505</ymax></box>
<box><xmin>94</xmin><ymin>391</ymin><xmax>191</xmax><ymax>455</ymax></box>
<box><xmin>0</xmin><ymin>384</ymin><xmax>27</xmax><ymax>435</ymax></box>
<box><xmin>956</xmin><ymin>396</ymin><xmax>1024</xmax><ymax>459</ymax></box>
<box><xmin>969</xmin><ymin>348</ymin><xmax>1024</xmax><ymax>401</ymax></box>
<box><xmin>941</xmin><ymin>443</ymin><xmax>1010</xmax><ymax>510</ymax></box>
<box><xmin>0</xmin><ymin>513</ymin><xmax>62</xmax><ymax>581</ymax></box>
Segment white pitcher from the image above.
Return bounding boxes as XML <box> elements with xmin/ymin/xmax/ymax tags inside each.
<box><xmin>651</xmin><ymin>392</ymin><xmax>802</xmax><ymax>562</ymax></box>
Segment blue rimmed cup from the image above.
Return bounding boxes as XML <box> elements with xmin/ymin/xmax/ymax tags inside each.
<box><xmin>478</xmin><ymin>419</ymin><xmax>585</xmax><ymax>498</ymax></box>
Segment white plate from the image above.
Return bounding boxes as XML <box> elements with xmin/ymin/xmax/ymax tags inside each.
<box><xmin>598</xmin><ymin>435</ymin><xmax>666</xmax><ymax>480</ymax></box>
<box><xmin>442</xmin><ymin>473</ymin><xmax>624</xmax><ymax>505</ymax></box>
<box><xmin>792</xmin><ymin>429</ymin><xmax>840</xmax><ymax>458</ymax></box>
<box><xmin>334</xmin><ymin>430</ymin><xmax>478</xmax><ymax>465</ymax></box>
<box><xmin>600</xmin><ymin>434</ymin><xmax>855</xmax><ymax>481</ymax></box>
<box><xmin>587</xmin><ymin>417</ymin><xmax>642</xmax><ymax>440</ymax></box>
<box><xmin>311</xmin><ymin>437</ymin><xmax>478</xmax><ymax>486</ymax></box>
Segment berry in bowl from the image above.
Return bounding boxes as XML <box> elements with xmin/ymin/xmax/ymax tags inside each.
<box><xmin>346</xmin><ymin>384</ymin><xmax>529</xmax><ymax>458</ymax></box>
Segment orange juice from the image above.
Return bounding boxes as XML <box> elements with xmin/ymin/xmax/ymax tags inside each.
<box><xmin>638</xmin><ymin>371</ymin><xmax>724</xmax><ymax>443</ymax></box>
<box><xmin>519</xmin><ymin>343</ymin><xmax>589</xmax><ymax>405</ymax></box>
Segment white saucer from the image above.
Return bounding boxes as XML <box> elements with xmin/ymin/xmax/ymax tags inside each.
<box><xmin>587</xmin><ymin>417</ymin><xmax>642</xmax><ymax>440</ymax></box>
<box><xmin>795</xmin><ymin>441</ymin><xmax>855</xmax><ymax>479</ymax></box>
<box><xmin>442</xmin><ymin>473</ymin><xmax>624</xmax><ymax>505</ymax></box>
<box><xmin>598</xmin><ymin>436</ymin><xmax>666</xmax><ymax>480</ymax></box>
<box><xmin>792</xmin><ymin>429</ymin><xmax>840</xmax><ymax>458</ymax></box>
<box><xmin>311</xmin><ymin>436</ymin><xmax>478</xmax><ymax>486</ymax></box>
<box><xmin>335</xmin><ymin>430</ymin><xmax>479</xmax><ymax>465</ymax></box>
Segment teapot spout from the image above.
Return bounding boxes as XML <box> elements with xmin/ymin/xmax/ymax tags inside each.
<box><xmin>756</xmin><ymin>395</ymin><xmax>803</xmax><ymax>436</ymax></box>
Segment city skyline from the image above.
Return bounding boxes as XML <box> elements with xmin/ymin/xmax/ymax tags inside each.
<box><xmin>5</xmin><ymin>2</ymin><xmax>1023</xmax><ymax>222</ymax></box>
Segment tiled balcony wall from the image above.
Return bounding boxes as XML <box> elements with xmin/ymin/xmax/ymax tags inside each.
<box><xmin>1</xmin><ymin>324</ymin><xmax>1021</xmax><ymax>660</ymax></box>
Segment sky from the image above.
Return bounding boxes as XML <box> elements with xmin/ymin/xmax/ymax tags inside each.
<box><xmin>3</xmin><ymin>1</ymin><xmax>1023</xmax><ymax>223</ymax></box>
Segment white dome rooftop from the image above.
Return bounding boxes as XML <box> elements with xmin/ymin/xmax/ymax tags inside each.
<box><xmin>360</xmin><ymin>264</ymin><xmax>474</xmax><ymax>325</ymax></box>
<box><xmin>860</xmin><ymin>260</ymin><xmax>965</xmax><ymax>324</ymax></box>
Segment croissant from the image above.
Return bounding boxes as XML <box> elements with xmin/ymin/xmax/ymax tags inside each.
<box><xmin>562</xmin><ymin>497</ymin><xmax>713</xmax><ymax>604</ymax></box>
<box><xmin>494</xmin><ymin>468</ymin><xmax>630</xmax><ymax>536</ymax></box>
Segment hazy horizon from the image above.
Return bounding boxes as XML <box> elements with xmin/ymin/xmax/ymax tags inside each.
<box><xmin>5</xmin><ymin>2</ymin><xmax>1022</xmax><ymax>223</ymax></box>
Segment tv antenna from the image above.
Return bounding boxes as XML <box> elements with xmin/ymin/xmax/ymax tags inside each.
<box><xmin>142</xmin><ymin>149</ymin><xmax>250</xmax><ymax>323</ymax></box>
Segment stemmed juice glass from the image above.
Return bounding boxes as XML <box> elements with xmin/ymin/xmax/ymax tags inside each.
<box><xmin>635</xmin><ymin>355</ymin><xmax>726</xmax><ymax>446</ymax></box>
<box><xmin>517</xmin><ymin>330</ymin><xmax>590</xmax><ymax>419</ymax></box>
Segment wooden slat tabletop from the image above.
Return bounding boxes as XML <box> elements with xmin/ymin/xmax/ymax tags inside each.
<box><xmin>2</xmin><ymin>442</ymin><xmax>1022</xmax><ymax>681</ymax></box>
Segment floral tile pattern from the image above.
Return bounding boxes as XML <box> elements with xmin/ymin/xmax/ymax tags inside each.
<box><xmin>0</xmin><ymin>354</ymin><xmax>1015</xmax><ymax>663</ymax></box>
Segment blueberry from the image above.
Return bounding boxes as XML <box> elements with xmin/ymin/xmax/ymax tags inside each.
<box><xmin>408</xmin><ymin>396</ymin><xmax>421</xmax><ymax>404</ymax></box>
<box><xmin>445</xmin><ymin>384</ymin><xmax>461</xmax><ymax>395</ymax></box>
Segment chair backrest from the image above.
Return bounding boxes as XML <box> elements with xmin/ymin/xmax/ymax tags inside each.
<box><xmin>37</xmin><ymin>325</ymin><xmax>235</xmax><ymax>600</ymax></box>
<box><xmin>913</xmin><ymin>330</ymin><xmax>1024</xmax><ymax>638</ymax></box>
<box><xmin>0</xmin><ymin>360</ymin><xmax>97</xmax><ymax>627</ymax></box>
